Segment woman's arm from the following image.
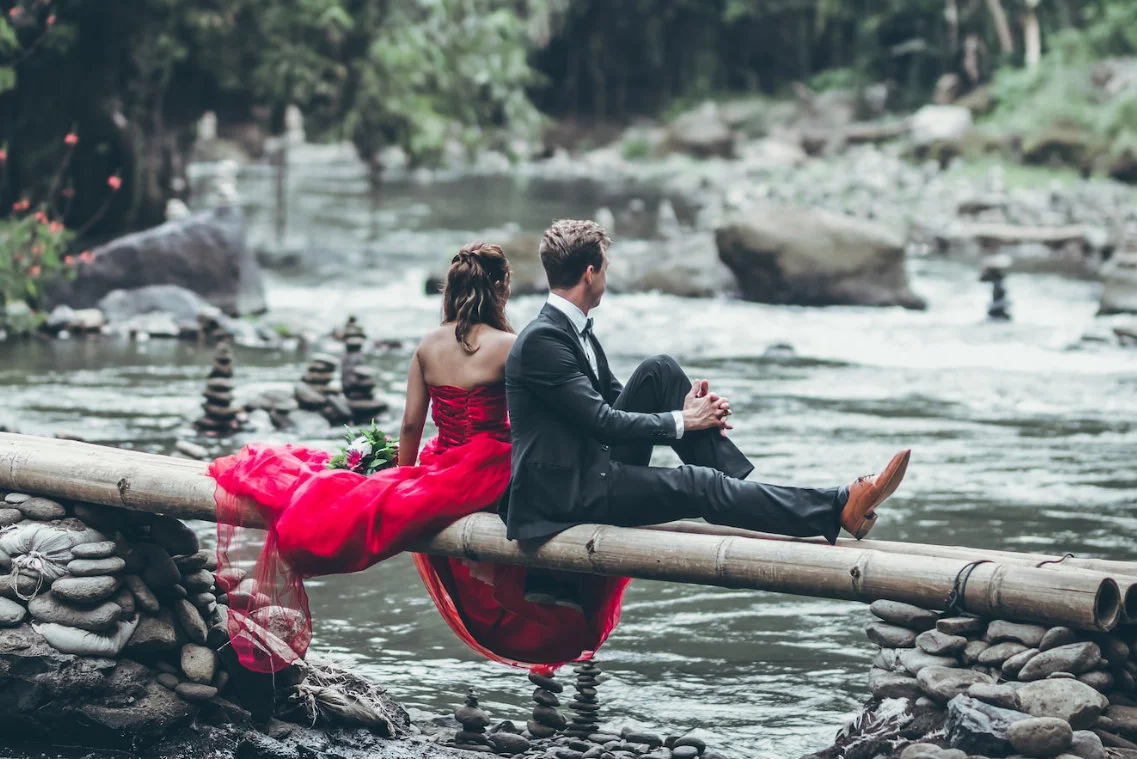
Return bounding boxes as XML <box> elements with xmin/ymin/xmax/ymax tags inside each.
<box><xmin>397</xmin><ymin>350</ymin><xmax>428</xmax><ymax>466</ymax></box>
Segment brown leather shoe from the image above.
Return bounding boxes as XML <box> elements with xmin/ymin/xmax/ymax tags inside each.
<box><xmin>841</xmin><ymin>449</ymin><xmax>911</xmax><ymax>539</ymax></box>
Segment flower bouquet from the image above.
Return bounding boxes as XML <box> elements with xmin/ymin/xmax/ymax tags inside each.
<box><xmin>326</xmin><ymin>422</ymin><xmax>399</xmax><ymax>475</ymax></box>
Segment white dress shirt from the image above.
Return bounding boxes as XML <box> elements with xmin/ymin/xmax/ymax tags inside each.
<box><xmin>545</xmin><ymin>293</ymin><xmax>684</xmax><ymax>439</ymax></box>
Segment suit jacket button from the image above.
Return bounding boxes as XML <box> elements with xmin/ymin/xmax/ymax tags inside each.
<box><xmin>599</xmin><ymin>472</ymin><xmax>607</xmax><ymax>479</ymax></box>
<box><xmin>601</xmin><ymin>445</ymin><xmax>610</xmax><ymax>451</ymax></box>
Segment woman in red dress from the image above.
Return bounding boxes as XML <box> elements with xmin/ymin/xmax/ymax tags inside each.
<box><xmin>211</xmin><ymin>242</ymin><xmax>630</xmax><ymax>674</ymax></box>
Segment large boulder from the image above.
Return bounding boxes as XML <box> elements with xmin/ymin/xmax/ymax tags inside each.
<box><xmin>46</xmin><ymin>206</ymin><xmax>265</xmax><ymax>316</ymax></box>
<box><xmin>665</xmin><ymin>102</ymin><xmax>736</xmax><ymax>159</ymax></box>
<box><xmin>910</xmin><ymin>105</ymin><xmax>974</xmax><ymax>147</ymax></box>
<box><xmin>1099</xmin><ymin>251</ymin><xmax>1137</xmax><ymax>315</ymax></box>
<box><xmin>715</xmin><ymin>205</ymin><xmax>926</xmax><ymax>309</ymax></box>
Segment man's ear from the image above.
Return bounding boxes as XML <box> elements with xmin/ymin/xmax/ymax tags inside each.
<box><xmin>583</xmin><ymin>265</ymin><xmax>595</xmax><ymax>285</ymax></box>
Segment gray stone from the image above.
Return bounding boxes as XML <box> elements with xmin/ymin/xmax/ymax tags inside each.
<box><xmin>174</xmin><ymin>599</ymin><xmax>208</xmax><ymax>644</ymax></box>
<box><xmin>149</xmin><ymin>515</ymin><xmax>200</xmax><ymax>556</ymax></box>
<box><xmin>17</xmin><ymin>497</ymin><xmax>67</xmax><ymax>521</ymax></box>
<box><xmin>181</xmin><ymin>569</ymin><xmax>214</xmax><ymax>593</ymax></box>
<box><xmin>918</xmin><ymin>666</ymin><xmax>995</xmax><ymax>703</ymax></box>
<box><xmin>867</xmin><ymin>622</ymin><xmax>918</xmax><ymax>648</ymax></box>
<box><xmin>180</xmin><ymin>643</ymin><xmax>217</xmax><ymax>684</ymax></box>
<box><xmin>918</xmin><ymin>629</ymin><xmax>969</xmax><ymax>656</ymax></box>
<box><xmin>899</xmin><ymin>744</ymin><xmax>946</xmax><ymax>759</ymax></box>
<box><xmin>1007</xmin><ymin>717</ymin><xmax>1073</xmax><ymax>757</ymax></box>
<box><xmin>869</xmin><ymin>600</ymin><xmax>940</xmax><ymax>630</ymax></box>
<box><xmin>901</xmin><ymin>648</ymin><xmax>959</xmax><ymax>676</ymax></box>
<box><xmin>671</xmin><ymin>747</ymin><xmax>698</xmax><ymax>759</ymax></box>
<box><xmin>1003</xmin><ymin>648</ymin><xmax>1041</xmax><ymax>679</ymax></box>
<box><xmin>1041</xmin><ymin>627</ymin><xmax>1080</xmax><ymax>652</ymax></box>
<box><xmin>174</xmin><ymin>682</ymin><xmax>218</xmax><ymax>703</ymax></box>
<box><xmin>3</xmin><ymin>492</ymin><xmax>31</xmax><ymax>504</ymax></box>
<box><xmin>1019</xmin><ymin>643</ymin><xmax>1103</xmax><ymax>681</ymax></box>
<box><xmin>1017</xmin><ymin>679</ymin><xmax>1108</xmax><ymax>729</ymax></box>
<box><xmin>27</xmin><ymin>592</ymin><xmax>121</xmax><ymax>631</ymax></box>
<box><xmin>112</xmin><ymin>587</ymin><xmax>134</xmax><ymax>617</ymax></box>
<box><xmin>124</xmin><ymin>610</ymin><xmax>179</xmax><ymax>654</ymax></box>
<box><xmin>137</xmin><ymin>543</ymin><xmax>180</xmax><ymax>590</ymax></box>
<box><xmin>51</xmin><ymin>575</ymin><xmax>121</xmax><ymax>604</ymax></box>
<box><xmin>962</xmin><ymin>640</ymin><xmax>989</xmax><ymax>665</ymax></box>
<box><xmin>157</xmin><ymin>672</ymin><xmax>180</xmax><ymax>689</ymax></box>
<box><xmin>870</xmin><ymin>668</ymin><xmax>923</xmax><ymax>700</ymax></box>
<box><xmin>0</xmin><ymin>507</ymin><xmax>23</xmax><ymax>528</ymax></box>
<box><xmin>874</xmin><ymin>647</ymin><xmax>903</xmax><ymax>671</ymax></box>
<box><xmin>66</xmin><ymin>557</ymin><xmax>127</xmax><ymax>577</ymax></box>
<box><xmin>945</xmin><ymin>694</ymin><xmax>1031</xmax><ymax>756</ymax></box>
<box><xmin>488</xmin><ymin>732</ymin><xmax>531</xmax><ymax>755</ymax></box>
<box><xmin>0</xmin><ymin>596</ymin><xmax>27</xmax><ymax>626</ymax></box>
<box><xmin>124</xmin><ymin>574</ymin><xmax>161</xmax><ymax>613</ymax></box>
<box><xmin>72</xmin><ymin>659</ymin><xmax>197</xmax><ymax>747</ymax></box>
<box><xmin>1078</xmin><ymin>671</ymin><xmax>1114</xmax><ymax>693</ymax></box>
<box><xmin>969</xmin><ymin>682</ymin><xmax>1022</xmax><ymax>711</ymax></box>
<box><xmin>988</xmin><ymin>621</ymin><xmax>1049</xmax><ymax>648</ymax></box>
<box><xmin>1104</xmin><ymin>705</ymin><xmax>1137</xmax><ymax>738</ymax></box>
<box><xmin>1096</xmin><ymin>636</ymin><xmax>1129</xmax><ymax>666</ymax></box>
<box><xmin>937</xmin><ymin>617</ymin><xmax>986</xmax><ymax>636</ymax></box>
<box><xmin>978</xmin><ymin>641</ymin><xmax>1029</xmax><ymax>666</ymax></box>
<box><xmin>71</xmin><ymin>541</ymin><xmax>117</xmax><ymax>559</ymax></box>
<box><xmin>1069</xmin><ymin>729</ymin><xmax>1106</xmax><ymax>759</ymax></box>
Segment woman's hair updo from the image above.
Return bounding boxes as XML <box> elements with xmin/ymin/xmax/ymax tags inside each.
<box><xmin>442</xmin><ymin>242</ymin><xmax>512</xmax><ymax>351</ymax></box>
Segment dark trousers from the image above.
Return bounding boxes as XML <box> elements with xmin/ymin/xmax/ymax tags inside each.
<box><xmin>605</xmin><ymin>355</ymin><xmax>845</xmax><ymax>543</ymax></box>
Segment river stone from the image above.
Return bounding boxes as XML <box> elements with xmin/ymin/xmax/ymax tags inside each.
<box><xmin>0</xmin><ymin>507</ymin><xmax>23</xmax><ymax>528</ymax></box>
<box><xmin>978</xmin><ymin>641</ymin><xmax>1029</xmax><ymax>666</ymax></box>
<box><xmin>1019</xmin><ymin>643</ymin><xmax>1103</xmax><ymax>681</ymax></box>
<box><xmin>1003</xmin><ymin>648</ymin><xmax>1042</xmax><ymax>679</ymax></box>
<box><xmin>71</xmin><ymin>541</ymin><xmax>117</xmax><ymax>560</ymax></box>
<box><xmin>869</xmin><ymin>600</ymin><xmax>939</xmax><ymax>631</ymax></box>
<box><xmin>937</xmin><ymin>616</ymin><xmax>986</xmax><ymax>636</ymax></box>
<box><xmin>1069</xmin><ymin>729</ymin><xmax>1106</xmax><ymax>759</ymax></box>
<box><xmin>917</xmin><ymin>629</ymin><xmax>968</xmax><ymax>656</ymax></box>
<box><xmin>149</xmin><ymin>515</ymin><xmax>200</xmax><ymax>557</ymax></box>
<box><xmin>946</xmin><ymin>694</ymin><xmax>1031</xmax><ymax>756</ymax></box>
<box><xmin>962</xmin><ymin>639</ymin><xmax>989</xmax><ymax>665</ymax></box>
<box><xmin>528</xmin><ymin>672</ymin><xmax>563</xmax><ymax>693</ymax></box>
<box><xmin>868</xmin><ymin>622</ymin><xmax>918</xmax><ymax>648</ymax></box>
<box><xmin>27</xmin><ymin>592</ymin><xmax>121</xmax><ymax>631</ymax></box>
<box><xmin>874</xmin><ymin>647</ymin><xmax>903</xmax><ymax>671</ymax></box>
<box><xmin>51</xmin><ymin>575</ymin><xmax>121</xmax><ymax>604</ymax></box>
<box><xmin>1078</xmin><ymin>671</ymin><xmax>1114</xmax><ymax>693</ymax></box>
<box><xmin>174</xmin><ymin>550</ymin><xmax>217</xmax><ymax>572</ymax></box>
<box><xmin>1007</xmin><ymin>717</ymin><xmax>1074</xmax><ymax>757</ymax></box>
<box><xmin>918</xmin><ymin>666</ymin><xmax>994</xmax><ymax>703</ymax></box>
<box><xmin>1039</xmin><ymin>627</ymin><xmax>1080</xmax><ymax>652</ymax></box>
<box><xmin>671</xmin><ymin>748</ymin><xmax>699</xmax><ymax>759</ymax></box>
<box><xmin>66</xmin><ymin>557</ymin><xmax>127</xmax><ymax>577</ymax></box>
<box><xmin>900</xmin><ymin>648</ymin><xmax>959</xmax><ymax>676</ymax></box>
<box><xmin>124</xmin><ymin>574</ymin><xmax>161</xmax><ymax>614</ymax></box>
<box><xmin>174</xmin><ymin>599</ymin><xmax>208</xmax><ymax>644</ymax></box>
<box><xmin>870</xmin><ymin>668</ymin><xmax>923</xmax><ymax>699</ymax></box>
<box><xmin>16</xmin><ymin>497</ymin><xmax>67</xmax><ymax>521</ymax></box>
<box><xmin>970</xmin><ymin>682</ymin><xmax>1021</xmax><ymax>710</ymax></box>
<box><xmin>1096</xmin><ymin>636</ymin><xmax>1129</xmax><ymax>666</ymax></box>
<box><xmin>988</xmin><ymin>621</ymin><xmax>1049</xmax><ymax>648</ymax></box>
<box><xmin>157</xmin><ymin>672</ymin><xmax>180</xmax><ymax>690</ymax></box>
<box><xmin>181</xmin><ymin>569</ymin><xmax>214</xmax><ymax>593</ymax></box>
<box><xmin>175</xmin><ymin>682</ymin><xmax>218</xmax><ymax>703</ymax></box>
<box><xmin>125</xmin><ymin>610</ymin><xmax>179</xmax><ymax>654</ymax></box>
<box><xmin>180</xmin><ymin>643</ymin><xmax>217</xmax><ymax>684</ymax></box>
<box><xmin>0</xmin><ymin>596</ymin><xmax>27</xmax><ymax>626</ymax></box>
<box><xmin>900</xmin><ymin>746</ymin><xmax>966</xmax><ymax>759</ymax></box>
<box><xmin>534</xmin><ymin>687</ymin><xmax>560</xmax><ymax>706</ymax></box>
<box><xmin>0</xmin><ymin>571</ymin><xmax>43</xmax><ymax>600</ymax></box>
<box><xmin>488</xmin><ymin>732</ymin><xmax>531</xmax><ymax>755</ymax></box>
<box><xmin>137</xmin><ymin>543</ymin><xmax>181</xmax><ymax>590</ymax></box>
<box><xmin>1105</xmin><ymin>705</ymin><xmax>1137</xmax><ymax>738</ymax></box>
<box><xmin>112</xmin><ymin>586</ymin><xmax>134</xmax><ymax>617</ymax></box>
<box><xmin>1017</xmin><ymin>679</ymin><xmax>1108</xmax><ymax>729</ymax></box>
<box><xmin>4</xmin><ymin>492</ymin><xmax>31</xmax><ymax>504</ymax></box>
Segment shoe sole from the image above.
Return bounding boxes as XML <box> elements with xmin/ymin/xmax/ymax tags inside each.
<box><xmin>852</xmin><ymin>449</ymin><xmax>911</xmax><ymax>540</ymax></box>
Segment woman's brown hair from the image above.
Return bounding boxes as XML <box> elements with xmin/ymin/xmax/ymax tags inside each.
<box><xmin>442</xmin><ymin>242</ymin><xmax>512</xmax><ymax>351</ymax></box>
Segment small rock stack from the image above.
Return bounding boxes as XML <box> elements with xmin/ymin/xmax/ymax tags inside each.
<box><xmin>194</xmin><ymin>342</ymin><xmax>242</xmax><ymax>436</ymax></box>
<box><xmin>295</xmin><ymin>353</ymin><xmax>337</xmax><ymax>411</ymax></box>
<box><xmin>340</xmin><ymin>316</ymin><xmax>366</xmax><ymax>379</ymax></box>
<box><xmin>453</xmin><ymin>688</ymin><xmax>492</xmax><ymax>751</ymax></box>
<box><xmin>845</xmin><ymin>599</ymin><xmax>1137</xmax><ymax>759</ymax></box>
<box><xmin>338</xmin><ymin>317</ymin><xmax>386</xmax><ymax>426</ymax></box>
<box><xmin>564</xmin><ymin>660</ymin><xmax>603</xmax><ymax>739</ymax></box>
<box><xmin>244</xmin><ymin>388</ymin><xmax>298</xmax><ymax>431</ymax></box>
<box><xmin>528</xmin><ymin>671</ymin><xmax>567</xmax><ymax>739</ymax></box>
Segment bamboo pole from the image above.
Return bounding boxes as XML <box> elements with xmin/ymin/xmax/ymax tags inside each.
<box><xmin>0</xmin><ymin>433</ymin><xmax>1122</xmax><ymax>630</ymax></box>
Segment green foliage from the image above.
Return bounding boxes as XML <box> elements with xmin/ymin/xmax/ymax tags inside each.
<box><xmin>326</xmin><ymin>421</ymin><xmax>399</xmax><ymax>475</ymax></box>
<box><xmin>621</xmin><ymin>135</ymin><xmax>653</xmax><ymax>161</ymax></box>
<box><xmin>0</xmin><ymin>201</ymin><xmax>78</xmax><ymax>308</ymax></box>
<box><xmin>807</xmin><ymin>67</ymin><xmax>865</xmax><ymax>93</ymax></box>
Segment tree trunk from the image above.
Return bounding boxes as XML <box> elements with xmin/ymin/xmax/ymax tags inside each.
<box><xmin>983</xmin><ymin>0</ymin><xmax>1015</xmax><ymax>56</ymax></box>
<box><xmin>1023</xmin><ymin>0</ymin><xmax>1042</xmax><ymax>70</ymax></box>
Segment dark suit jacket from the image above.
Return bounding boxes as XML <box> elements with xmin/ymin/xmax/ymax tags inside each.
<box><xmin>501</xmin><ymin>304</ymin><xmax>676</xmax><ymax>540</ymax></box>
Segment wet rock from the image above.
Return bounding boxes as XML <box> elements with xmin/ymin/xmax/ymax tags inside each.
<box><xmin>1003</xmin><ymin>648</ymin><xmax>1041</xmax><ymax>679</ymax></box>
<box><xmin>0</xmin><ymin>507</ymin><xmax>24</xmax><ymax>528</ymax></box>
<box><xmin>534</xmin><ymin>688</ymin><xmax>561</xmax><ymax>706</ymax></box>
<box><xmin>71</xmin><ymin>540</ymin><xmax>117</xmax><ymax>559</ymax></box>
<box><xmin>488</xmin><ymin>732</ymin><xmax>531</xmax><ymax>755</ymax></box>
<box><xmin>1019</xmin><ymin>643</ymin><xmax>1103</xmax><ymax>681</ymax></box>
<box><xmin>871</xmin><ymin>668</ymin><xmax>923</xmax><ymax>699</ymax></box>
<box><xmin>1095</xmin><ymin>636</ymin><xmax>1129</xmax><ymax>666</ymax></box>
<box><xmin>0</xmin><ymin>596</ymin><xmax>27</xmax><ymax>626</ymax></box>
<box><xmin>874</xmin><ymin>647</ymin><xmax>903</xmax><ymax>671</ymax></box>
<box><xmin>157</xmin><ymin>672</ymin><xmax>180</xmax><ymax>689</ymax></box>
<box><xmin>125</xmin><ymin>610</ymin><xmax>180</xmax><ymax>654</ymax></box>
<box><xmin>945</xmin><ymin>694</ymin><xmax>1030</xmax><ymax>756</ymax></box>
<box><xmin>1078</xmin><ymin>671</ymin><xmax>1114</xmax><ymax>693</ymax></box>
<box><xmin>868</xmin><ymin>622</ymin><xmax>918</xmax><ymax>648</ymax></box>
<box><xmin>1017</xmin><ymin>679</ymin><xmax>1108</xmax><ymax>729</ymax></box>
<box><xmin>917</xmin><ymin>630</ymin><xmax>968</xmax><ymax>656</ymax></box>
<box><xmin>715</xmin><ymin>205</ymin><xmax>926</xmax><ymax>310</ymax></box>
<box><xmin>137</xmin><ymin>543</ymin><xmax>181</xmax><ymax>590</ymax></box>
<box><xmin>1007</xmin><ymin>716</ymin><xmax>1073</xmax><ymax>757</ymax></box>
<box><xmin>124</xmin><ymin>574</ymin><xmax>161</xmax><ymax>614</ymax></box>
<box><xmin>1105</xmin><ymin>705</ymin><xmax>1137</xmax><ymax>737</ymax></box>
<box><xmin>624</xmin><ymin>732</ymin><xmax>663</xmax><ymax>748</ymax></box>
<box><xmin>175</xmin><ymin>598</ymin><xmax>209</xmax><ymax>644</ymax></box>
<box><xmin>987</xmin><ymin>621</ymin><xmax>1049</xmax><ymax>648</ymax></box>
<box><xmin>16</xmin><ymin>496</ymin><xmax>67</xmax><ymax>521</ymax></box>
<box><xmin>901</xmin><ymin>648</ymin><xmax>959</xmax><ymax>676</ymax></box>
<box><xmin>175</xmin><ymin>550</ymin><xmax>217</xmax><ymax>572</ymax></box>
<box><xmin>66</xmin><ymin>556</ymin><xmax>127</xmax><ymax>577</ymax></box>
<box><xmin>978</xmin><ymin>641</ymin><xmax>1028</xmax><ymax>666</ymax></box>
<box><xmin>181</xmin><ymin>643</ymin><xmax>218</xmax><ymax>684</ymax></box>
<box><xmin>28</xmin><ymin>592</ymin><xmax>122</xmax><ymax>631</ymax></box>
<box><xmin>150</xmin><ymin>515</ymin><xmax>201</xmax><ymax>556</ymax></box>
<box><xmin>3</xmin><ymin>492</ymin><xmax>31</xmax><ymax>504</ymax></box>
<box><xmin>1069</xmin><ymin>729</ymin><xmax>1106</xmax><ymax>759</ymax></box>
<box><xmin>937</xmin><ymin>617</ymin><xmax>986</xmax><ymax>636</ymax></box>
<box><xmin>175</xmin><ymin>682</ymin><xmax>219</xmax><ymax>703</ymax></box>
<box><xmin>1100</xmin><ymin>251</ymin><xmax>1137</xmax><ymax>315</ymax></box>
<box><xmin>919</xmin><ymin>666</ymin><xmax>994</xmax><ymax>703</ymax></box>
<box><xmin>969</xmin><ymin>683</ymin><xmax>1022</xmax><ymax>711</ymax></box>
<box><xmin>529</xmin><ymin>672</ymin><xmax>564</xmax><ymax>693</ymax></box>
<box><xmin>182</xmin><ymin>569</ymin><xmax>215</xmax><ymax>593</ymax></box>
<box><xmin>961</xmin><ymin>640</ymin><xmax>989</xmax><ymax>665</ymax></box>
<box><xmin>671</xmin><ymin>747</ymin><xmax>699</xmax><ymax>759</ymax></box>
<box><xmin>51</xmin><ymin>575</ymin><xmax>121</xmax><ymax>604</ymax></box>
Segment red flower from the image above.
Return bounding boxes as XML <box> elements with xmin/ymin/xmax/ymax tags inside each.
<box><xmin>13</xmin><ymin>199</ymin><xmax>30</xmax><ymax>212</ymax></box>
<box><xmin>345</xmin><ymin>449</ymin><xmax>363</xmax><ymax>469</ymax></box>
<box><xmin>107</xmin><ymin>175</ymin><xmax>122</xmax><ymax>191</ymax></box>
<box><xmin>31</xmin><ymin>244</ymin><xmax>43</xmax><ymax>257</ymax></box>
<box><xmin>35</xmin><ymin>211</ymin><xmax>48</xmax><ymax>224</ymax></box>
<box><xmin>0</xmin><ymin>149</ymin><xmax>6</xmax><ymax>162</ymax></box>
<box><xmin>46</xmin><ymin>13</ymin><xmax>55</xmax><ymax>25</ymax></box>
<box><xmin>29</xmin><ymin>265</ymin><xmax>41</xmax><ymax>277</ymax></box>
<box><xmin>79</xmin><ymin>250</ymin><xmax>94</xmax><ymax>263</ymax></box>
<box><xmin>49</xmin><ymin>221</ymin><xmax>63</xmax><ymax>234</ymax></box>
<box><xmin>60</xmin><ymin>187</ymin><xmax>74</xmax><ymax>199</ymax></box>
<box><xmin>7</xmin><ymin>8</ymin><xmax>19</xmax><ymax>19</ymax></box>
<box><xmin>63</xmin><ymin>133</ymin><xmax>78</xmax><ymax>146</ymax></box>
<box><xmin>64</xmin><ymin>255</ymin><xmax>74</xmax><ymax>266</ymax></box>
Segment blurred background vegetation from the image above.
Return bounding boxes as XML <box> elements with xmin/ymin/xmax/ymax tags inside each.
<box><xmin>2</xmin><ymin>0</ymin><xmax>1136</xmax><ymax>240</ymax></box>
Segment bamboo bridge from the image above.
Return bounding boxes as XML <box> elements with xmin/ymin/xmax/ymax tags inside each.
<box><xmin>1</xmin><ymin>432</ymin><xmax>1133</xmax><ymax>633</ymax></box>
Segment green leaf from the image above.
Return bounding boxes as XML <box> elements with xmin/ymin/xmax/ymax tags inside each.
<box><xmin>0</xmin><ymin>66</ymin><xmax>16</xmax><ymax>96</ymax></box>
<box><xmin>0</xmin><ymin>19</ymin><xmax>17</xmax><ymax>54</ymax></box>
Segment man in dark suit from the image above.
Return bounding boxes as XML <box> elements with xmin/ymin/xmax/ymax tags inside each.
<box><xmin>503</xmin><ymin>219</ymin><xmax>909</xmax><ymax>601</ymax></box>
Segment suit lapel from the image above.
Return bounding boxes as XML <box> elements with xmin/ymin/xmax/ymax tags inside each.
<box><xmin>540</xmin><ymin>304</ymin><xmax>603</xmax><ymax>393</ymax></box>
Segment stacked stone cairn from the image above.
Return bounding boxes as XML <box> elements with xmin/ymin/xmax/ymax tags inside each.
<box><xmin>830</xmin><ymin>599</ymin><xmax>1137</xmax><ymax>759</ymax></box>
<box><xmin>295</xmin><ymin>353</ymin><xmax>337</xmax><ymax>412</ymax></box>
<box><xmin>453</xmin><ymin>688</ymin><xmax>494</xmax><ymax>751</ymax></box>
<box><xmin>529</xmin><ymin>671</ymin><xmax>568</xmax><ymax>738</ymax></box>
<box><xmin>194</xmin><ymin>341</ymin><xmax>243</xmax><ymax>436</ymax></box>
<box><xmin>332</xmin><ymin>316</ymin><xmax>387</xmax><ymax>426</ymax></box>
<box><xmin>564</xmin><ymin>660</ymin><xmax>603</xmax><ymax>739</ymax></box>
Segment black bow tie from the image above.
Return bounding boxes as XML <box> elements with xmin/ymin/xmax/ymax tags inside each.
<box><xmin>581</xmin><ymin>318</ymin><xmax>594</xmax><ymax>340</ymax></box>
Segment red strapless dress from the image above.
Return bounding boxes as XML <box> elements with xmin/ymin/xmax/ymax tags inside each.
<box><xmin>209</xmin><ymin>384</ymin><xmax>630</xmax><ymax>674</ymax></box>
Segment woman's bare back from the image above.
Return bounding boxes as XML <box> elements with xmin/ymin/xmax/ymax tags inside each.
<box><xmin>417</xmin><ymin>323</ymin><xmax>515</xmax><ymax>390</ymax></box>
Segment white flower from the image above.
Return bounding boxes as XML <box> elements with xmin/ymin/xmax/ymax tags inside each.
<box><xmin>347</xmin><ymin>436</ymin><xmax>373</xmax><ymax>458</ymax></box>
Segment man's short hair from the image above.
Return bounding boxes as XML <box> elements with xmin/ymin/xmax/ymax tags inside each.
<box><xmin>539</xmin><ymin>219</ymin><xmax>611</xmax><ymax>289</ymax></box>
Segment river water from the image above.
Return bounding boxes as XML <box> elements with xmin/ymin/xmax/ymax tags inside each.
<box><xmin>2</xmin><ymin>169</ymin><xmax>1136</xmax><ymax>758</ymax></box>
